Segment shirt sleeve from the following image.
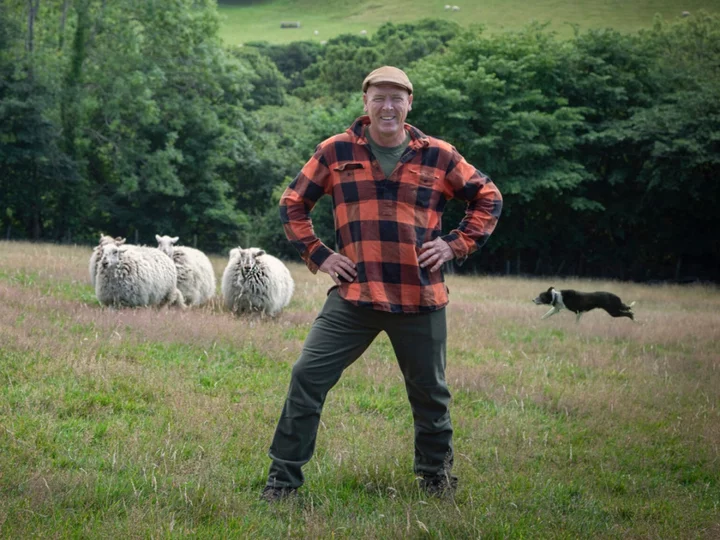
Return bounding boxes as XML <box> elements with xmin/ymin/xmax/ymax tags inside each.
<box><xmin>440</xmin><ymin>147</ymin><xmax>503</xmax><ymax>264</ymax></box>
<box><xmin>279</xmin><ymin>146</ymin><xmax>335</xmax><ymax>273</ymax></box>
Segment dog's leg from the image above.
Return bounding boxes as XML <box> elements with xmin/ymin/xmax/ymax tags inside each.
<box><xmin>575</xmin><ymin>312</ymin><xmax>583</xmax><ymax>323</ymax></box>
<box><xmin>541</xmin><ymin>307</ymin><xmax>559</xmax><ymax>320</ymax></box>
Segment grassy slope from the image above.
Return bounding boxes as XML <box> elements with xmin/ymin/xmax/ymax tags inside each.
<box><xmin>1</xmin><ymin>240</ymin><xmax>719</xmax><ymax>537</ymax></box>
<box><xmin>217</xmin><ymin>0</ymin><xmax>720</xmax><ymax>45</ymax></box>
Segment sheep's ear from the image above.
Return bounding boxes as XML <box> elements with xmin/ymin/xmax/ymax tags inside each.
<box><xmin>117</xmin><ymin>237</ymin><xmax>126</xmax><ymax>245</ymax></box>
<box><xmin>171</xmin><ymin>236</ymin><xmax>179</xmax><ymax>244</ymax></box>
<box><xmin>255</xmin><ymin>250</ymin><xmax>266</xmax><ymax>258</ymax></box>
<box><xmin>155</xmin><ymin>234</ymin><xmax>162</xmax><ymax>242</ymax></box>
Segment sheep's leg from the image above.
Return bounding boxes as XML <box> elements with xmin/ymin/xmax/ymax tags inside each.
<box><xmin>174</xmin><ymin>288</ymin><xmax>186</xmax><ymax>309</ymax></box>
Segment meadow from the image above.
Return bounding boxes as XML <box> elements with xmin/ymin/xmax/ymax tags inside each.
<box><xmin>0</xmin><ymin>240</ymin><xmax>718</xmax><ymax>537</ymax></box>
<box><xmin>217</xmin><ymin>0</ymin><xmax>720</xmax><ymax>45</ymax></box>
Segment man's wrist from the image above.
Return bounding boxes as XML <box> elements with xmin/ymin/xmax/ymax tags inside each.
<box><xmin>309</xmin><ymin>244</ymin><xmax>334</xmax><ymax>269</ymax></box>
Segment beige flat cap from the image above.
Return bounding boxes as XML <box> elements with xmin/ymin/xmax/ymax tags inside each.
<box><xmin>362</xmin><ymin>66</ymin><xmax>413</xmax><ymax>94</ymax></box>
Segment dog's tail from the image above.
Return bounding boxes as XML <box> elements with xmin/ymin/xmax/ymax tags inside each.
<box><xmin>628</xmin><ymin>301</ymin><xmax>636</xmax><ymax>308</ymax></box>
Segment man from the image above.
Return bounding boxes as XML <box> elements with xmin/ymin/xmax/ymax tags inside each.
<box><xmin>261</xmin><ymin>66</ymin><xmax>502</xmax><ymax>502</ymax></box>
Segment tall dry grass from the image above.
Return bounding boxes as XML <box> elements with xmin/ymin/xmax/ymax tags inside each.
<box><xmin>1</xmin><ymin>240</ymin><xmax>719</xmax><ymax>538</ymax></box>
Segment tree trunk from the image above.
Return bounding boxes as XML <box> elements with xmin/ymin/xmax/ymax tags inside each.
<box><xmin>32</xmin><ymin>206</ymin><xmax>41</xmax><ymax>240</ymax></box>
<box><xmin>26</xmin><ymin>0</ymin><xmax>40</xmax><ymax>55</ymax></box>
<box><xmin>58</xmin><ymin>0</ymin><xmax>71</xmax><ymax>50</ymax></box>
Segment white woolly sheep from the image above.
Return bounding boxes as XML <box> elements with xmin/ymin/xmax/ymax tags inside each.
<box><xmin>452</xmin><ymin>5</ymin><xmax>460</xmax><ymax>11</ymax></box>
<box><xmin>444</xmin><ymin>4</ymin><xmax>451</xmax><ymax>10</ymax></box>
<box><xmin>89</xmin><ymin>233</ymin><xmax>126</xmax><ymax>288</ymax></box>
<box><xmin>221</xmin><ymin>247</ymin><xmax>294</xmax><ymax>317</ymax></box>
<box><xmin>155</xmin><ymin>234</ymin><xmax>216</xmax><ymax>307</ymax></box>
<box><xmin>95</xmin><ymin>243</ymin><xmax>184</xmax><ymax>308</ymax></box>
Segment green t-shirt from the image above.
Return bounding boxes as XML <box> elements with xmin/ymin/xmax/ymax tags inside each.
<box><xmin>366</xmin><ymin>130</ymin><xmax>411</xmax><ymax>179</ymax></box>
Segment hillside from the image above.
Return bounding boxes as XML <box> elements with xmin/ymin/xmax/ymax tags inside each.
<box><xmin>217</xmin><ymin>0</ymin><xmax>720</xmax><ymax>44</ymax></box>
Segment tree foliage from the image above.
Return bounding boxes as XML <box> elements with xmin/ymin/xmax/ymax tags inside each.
<box><xmin>1</xmin><ymin>8</ymin><xmax>718</xmax><ymax>281</ymax></box>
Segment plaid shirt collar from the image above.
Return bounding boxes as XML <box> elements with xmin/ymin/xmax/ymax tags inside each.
<box><xmin>347</xmin><ymin>115</ymin><xmax>430</xmax><ymax>152</ymax></box>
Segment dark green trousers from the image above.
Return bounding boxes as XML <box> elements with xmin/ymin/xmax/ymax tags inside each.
<box><xmin>266</xmin><ymin>288</ymin><xmax>453</xmax><ymax>489</ymax></box>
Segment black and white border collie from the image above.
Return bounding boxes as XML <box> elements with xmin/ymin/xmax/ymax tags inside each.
<box><xmin>533</xmin><ymin>287</ymin><xmax>635</xmax><ymax>323</ymax></box>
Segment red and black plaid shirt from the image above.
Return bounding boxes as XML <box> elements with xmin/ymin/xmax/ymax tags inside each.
<box><xmin>280</xmin><ymin>116</ymin><xmax>503</xmax><ymax>313</ymax></box>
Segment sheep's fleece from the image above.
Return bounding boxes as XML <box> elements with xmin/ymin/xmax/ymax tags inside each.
<box><xmin>155</xmin><ymin>235</ymin><xmax>216</xmax><ymax>306</ymax></box>
<box><xmin>222</xmin><ymin>247</ymin><xmax>294</xmax><ymax>316</ymax></box>
<box><xmin>95</xmin><ymin>244</ymin><xmax>183</xmax><ymax>308</ymax></box>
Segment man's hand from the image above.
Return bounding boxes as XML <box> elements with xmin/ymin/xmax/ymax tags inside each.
<box><xmin>319</xmin><ymin>253</ymin><xmax>357</xmax><ymax>286</ymax></box>
<box><xmin>418</xmin><ymin>238</ymin><xmax>454</xmax><ymax>273</ymax></box>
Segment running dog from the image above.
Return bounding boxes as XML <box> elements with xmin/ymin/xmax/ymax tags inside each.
<box><xmin>533</xmin><ymin>287</ymin><xmax>635</xmax><ymax>323</ymax></box>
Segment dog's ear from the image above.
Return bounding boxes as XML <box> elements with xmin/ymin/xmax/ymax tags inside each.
<box><xmin>547</xmin><ymin>287</ymin><xmax>554</xmax><ymax>293</ymax></box>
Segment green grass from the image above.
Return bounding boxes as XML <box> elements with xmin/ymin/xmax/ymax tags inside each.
<box><xmin>1</xmin><ymin>240</ymin><xmax>719</xmax><ymax>537</ymax></box>
<box><xmin>217</xmin><ymin>0</ymin><xmax>720</xmax><ymax>45</ymax></box>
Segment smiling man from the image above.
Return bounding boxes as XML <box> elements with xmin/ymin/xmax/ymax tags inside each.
<box><xmin>261</xmin><ymin>66</ymin><xmax>503</xmax><ymax>502</ymax></box>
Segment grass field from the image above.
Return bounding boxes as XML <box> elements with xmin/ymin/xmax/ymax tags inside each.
<box><xmin>217</xmin><ymin>0</ymin><xmax>720</xmax><ymax>45</ymax></box>
<box><xmin>1</xmin><ymin>240</ymin><xmax>719</xmax><ymax>537</ymax></box>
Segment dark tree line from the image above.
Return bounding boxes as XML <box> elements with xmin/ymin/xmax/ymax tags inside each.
<box><xmin>1</xmin><ymin>2</ymin><xmax>718</xmax><ymax>281</ymax></box>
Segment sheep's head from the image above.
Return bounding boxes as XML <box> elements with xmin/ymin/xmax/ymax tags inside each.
<box><xmin>155</xmin><ymin>234</ymin><xmax>179</xmax><ymax>257</ymax></box>
<box><xmin>230</xmin><ymin>246</ymin><xmax>266</xmax><ymax>277</ymax></box>
<box><xmin>100</xmin><ymin>244</ymin><xmax>122</xmax><ymax>268</ymax></box>
<box><xmin>97</xmin><ymin>234</ymin><xmax>125</xmax><ymax>249</ymax></box>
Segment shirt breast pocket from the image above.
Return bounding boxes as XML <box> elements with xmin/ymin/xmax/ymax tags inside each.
<box><xmin>333</xmin><ymin>162</ymin><xmax>368</xmax><ymax>204</ymax></box>
<box><xmin>406</xmin><ymin>169</ymin><xmax>440</xmax><ymax>209</ymax></box>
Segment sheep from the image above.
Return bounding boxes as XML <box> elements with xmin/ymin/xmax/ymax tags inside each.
<box><xmin>89</xmin><ymin>233</ymin><xmax>126</xmax><ymax>287</ymax></box>
<box><xmin>95</xmin><ymin>243</ymin><xmax>184</xmax><ymax>308</ymax></box>
<box><xmin>221</xmin><ymin>246</ymin><xmax>294</xmax><ymax>317</ymax></box>
<box><xmin>444</xmin><ymin>4</ymin><xmax>451</xmax><ymax>10</ymax></box>
<box><xmin>155</xmin><ymin>234</ymin><xmax>216</xmax><ymax>307</ymax></box>
<box><xmin>360</xmin><ymin>29</ymin><xmax>367</xmax><ymax>35</ymax></box>
<box><xmin>452</xmin><ymin>5</ymin><xmax>460</xmax><ymax>11</ymax></box>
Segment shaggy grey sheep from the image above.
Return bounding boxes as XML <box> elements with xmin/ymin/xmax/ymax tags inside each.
<box><xmin>221</xmin><ymin>247</ymin><xmax>294</xmax><ymax>317</ymax></box>
<box><xmin>89</xmin><ymin>234</ymin><xmax>126</xmax><ymax>287</ymax></box>
<box><xmin>155</xmin><ymin>234</ymin><xmax>216</xmax><ymax>307</ymax></box>
<box><xmin>95</xmin><ymin>243</ymin><xmax>184</xmax><ymax>308</ymax></box>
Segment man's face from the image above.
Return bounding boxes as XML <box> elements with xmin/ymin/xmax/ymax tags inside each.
<box><xmin>363</xmin><ymin>84</ymin><xmax>413</xmax><ymax>143</ymax></box>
